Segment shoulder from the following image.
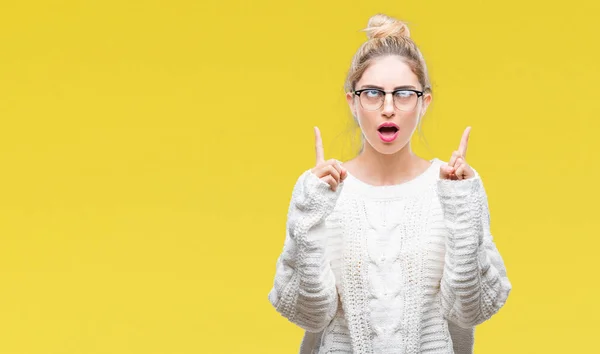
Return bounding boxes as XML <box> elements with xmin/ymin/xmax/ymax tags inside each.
<box><xmin>431</xmin><ymin>157</ymin><xmax>448</xmax><ymax>166</ymax></box>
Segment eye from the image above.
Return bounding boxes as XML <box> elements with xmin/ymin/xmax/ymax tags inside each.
<box><xmin>394</xmin><ymin>90</ymin><xmax>414</xmax><ymax>98</ymax></box>
<box><xmin>364</xmin><ymin>89</ymin><xmax>382</xmax><ymax>98</ymax></box>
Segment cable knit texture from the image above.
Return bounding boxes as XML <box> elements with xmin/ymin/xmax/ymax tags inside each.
<box><xmin>268</xmin><ymin>158</ymin><xmax>511</xmax><ymax>353</ymax></box>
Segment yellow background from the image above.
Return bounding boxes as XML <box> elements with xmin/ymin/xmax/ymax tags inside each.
<box><xmin>0</xmin><ymin>0</ymin><xmax>598</xmax><ymax>353</ymax></box>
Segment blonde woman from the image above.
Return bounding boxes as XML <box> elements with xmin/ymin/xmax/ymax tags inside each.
<box><xmin>268</xmin><ymin>13</ymin><xmax>511</xmax><ymax>354</ymax></box>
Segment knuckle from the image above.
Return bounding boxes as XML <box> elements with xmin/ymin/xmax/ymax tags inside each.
<box><xmin>327</xmin><ymin>179</ymin><xmax>337</xmax><ymax>190</ymax></box>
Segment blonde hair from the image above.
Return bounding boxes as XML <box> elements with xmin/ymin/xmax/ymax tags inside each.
<box><xmin>344</xmin><ymin>14</ymin><xmax>432</xmax><ymax>154</ymax></box>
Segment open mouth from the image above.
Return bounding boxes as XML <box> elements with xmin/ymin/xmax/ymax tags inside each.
<box><xmin>377</xmin><ymin>124</ymin><xmax>400</xmax><ymax>142</ymax></box>
<box><xmin>378</xmin><ymin>126</ymin><xmax>399</xmax><ymax>134</ymax></box>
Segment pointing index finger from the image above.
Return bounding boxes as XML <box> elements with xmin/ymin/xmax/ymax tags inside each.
<box><xmin>458</xmin><ymin>126</ymin><xmax>471</xmax><ymax>158</ymax></box>
<box><xmin>314</xmin><ymin>126</ymin><xmax>325</xmax><ymax>164</ymax></box>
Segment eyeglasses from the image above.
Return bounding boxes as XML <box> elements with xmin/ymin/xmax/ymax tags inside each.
<box><xmin>353</xmin><ymin>88</ymin><xmax>424</xmax><ymax>112</ymax></box>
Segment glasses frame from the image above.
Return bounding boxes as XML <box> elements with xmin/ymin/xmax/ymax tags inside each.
<box><xmin>352</xmin><ymin>88</ymin><xmax>425</xmax><ymax>112</ymax></box>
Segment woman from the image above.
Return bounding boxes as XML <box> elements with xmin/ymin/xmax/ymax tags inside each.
<box><xmin>268</xmin><ymin>13</ymin><xmax>511</xmax><ymax>354</ymax></box>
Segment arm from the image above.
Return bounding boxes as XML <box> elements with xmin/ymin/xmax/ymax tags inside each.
<box><xmin>268</xmin><ymin>169</ymin><xmax>342</xmax><ymax>332</ymax></box>
<box><xmin>437</xmin><ymin>169</ymin><xmax>512</xmax><ymax>328</ymax></box>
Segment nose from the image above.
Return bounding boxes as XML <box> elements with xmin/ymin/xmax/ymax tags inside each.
<box><xmin>381</xmin><ymin>93</ymin><xmax>395</xmax><ymax>117</ymax></box>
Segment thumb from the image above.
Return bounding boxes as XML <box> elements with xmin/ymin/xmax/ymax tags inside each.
<box><xmin>439</xmin><ymin>164</ymin><xmax>454</xmax><ymax>179</ymax></box>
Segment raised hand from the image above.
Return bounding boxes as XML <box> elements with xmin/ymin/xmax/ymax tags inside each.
<box><xmin>439</xmin><ymin>126</ymin><xmax>476</xmax><ymax>180</ymax></box>
<box><xmin>310</xmin><ymin>126</ymin><xmax>347</xmax><ymax>191</ymax></box>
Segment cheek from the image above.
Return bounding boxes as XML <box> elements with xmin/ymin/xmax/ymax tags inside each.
<box><xmin>356</xmin><ymin>111</ymin><xmax>378</xmax><ymax>130</ymax></box>
<box><xmin>399</xmin><ymin>112</ymin><xmax>420</xmax><ymax>128</ymax></box>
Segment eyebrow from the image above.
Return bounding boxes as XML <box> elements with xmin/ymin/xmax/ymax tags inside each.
<box><xmin>358</xmin><ymin>85</ymin><xmax>417</xmax><ymax>90</ymax></box>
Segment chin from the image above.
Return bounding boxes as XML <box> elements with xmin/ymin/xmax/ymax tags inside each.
<box><xmin>367</xmin><ymin>138</ymin><xmax>408</xmax><ymax>155</ymax></box>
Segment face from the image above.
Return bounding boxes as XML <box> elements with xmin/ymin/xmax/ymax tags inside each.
<box><xmin>346</xmin><ymin>55</ymin><xmax>432</xmax><ymax>155</ymax></box>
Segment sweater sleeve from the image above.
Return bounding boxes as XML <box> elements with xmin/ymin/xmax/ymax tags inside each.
<box><xmin>268</xmin><ymin>169</ymin><xmax>342</xmax><ymax>333</ymax></box>
<box><xmin>437</xmin><ymin>169</ymin><xmax>512</xmax><ymax>328</ymax></box>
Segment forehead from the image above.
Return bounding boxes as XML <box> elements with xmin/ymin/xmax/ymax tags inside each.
<box><xmin>356</xmin><ymin>55</ymin><xmax>419</xmax><ymax>89</ymax></box>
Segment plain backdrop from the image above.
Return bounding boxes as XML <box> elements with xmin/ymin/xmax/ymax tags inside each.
<box><xmin>0</xmin><ymin>1</ymin><xmax>598</xmax><ymax>353</ymax></box>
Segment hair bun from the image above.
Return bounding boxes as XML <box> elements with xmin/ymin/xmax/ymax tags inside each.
<box><xmin>363</xmin><ymin>13</ymin><xmax>410</xmax><ymax>40</ymax></box>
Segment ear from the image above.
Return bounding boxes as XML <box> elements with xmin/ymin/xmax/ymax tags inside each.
<box><xmin>346</xmin><ymin>91</ymin><xmax>357</xmax><ymax>117</ymax></box>
<box><xmin>419</xmin><ymin>93</ymin><xmax>432</xmax><ymax>118</ymax></box>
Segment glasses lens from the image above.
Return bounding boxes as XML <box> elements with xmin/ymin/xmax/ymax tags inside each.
<box><xmin>359</xmin><ymin>90</ymin><xmax>384</xmax><ymax>111</ymax></box>
<box><xmin>394</xmin><ymin>90</ymin><xmax>418</xmax><ymax>111</ymax></box>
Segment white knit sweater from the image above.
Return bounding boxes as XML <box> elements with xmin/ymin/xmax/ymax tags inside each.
<box><xmin>268</xmin><ymin>158</ymin><xmax>512</xmax><ymax>353</ymax></box>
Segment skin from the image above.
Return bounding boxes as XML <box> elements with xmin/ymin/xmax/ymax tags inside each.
<box><xmin>311</xmin><ymin>55</ymin><xmax>474</xmax><ymax>190</ymax></box>
<box><xmin>440</xmin><ymin>126</ymin><xmax>475</xmax><ymax>181</ymax></box>
<box><xmin>311</xmin><ymin>126</ymin><xmax>347</xmax><ymax>191</ymax></box>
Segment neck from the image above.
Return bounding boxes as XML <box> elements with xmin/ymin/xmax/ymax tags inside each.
<box><xmin>354</xmin><ymin>141</ymin><xmax>426</xmax><ymax>186</ymax></box>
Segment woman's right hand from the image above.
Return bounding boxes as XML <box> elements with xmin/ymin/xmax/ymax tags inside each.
<box><xmin>310</xmin><ymin>126</ymin><xmax>347</xmax><ymax>191</ymax></box>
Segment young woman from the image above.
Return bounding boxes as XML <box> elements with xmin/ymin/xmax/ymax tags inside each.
<box><xmin>268</xmin><ymin>13</ymin><xmax>512</xmax><ymax>354</ymax></box>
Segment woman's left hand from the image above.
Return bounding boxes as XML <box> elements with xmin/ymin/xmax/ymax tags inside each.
<box><xmin>439</xmin><ymin>127</ymin><xmax>476</xmax><ymax>180</ymax></box>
